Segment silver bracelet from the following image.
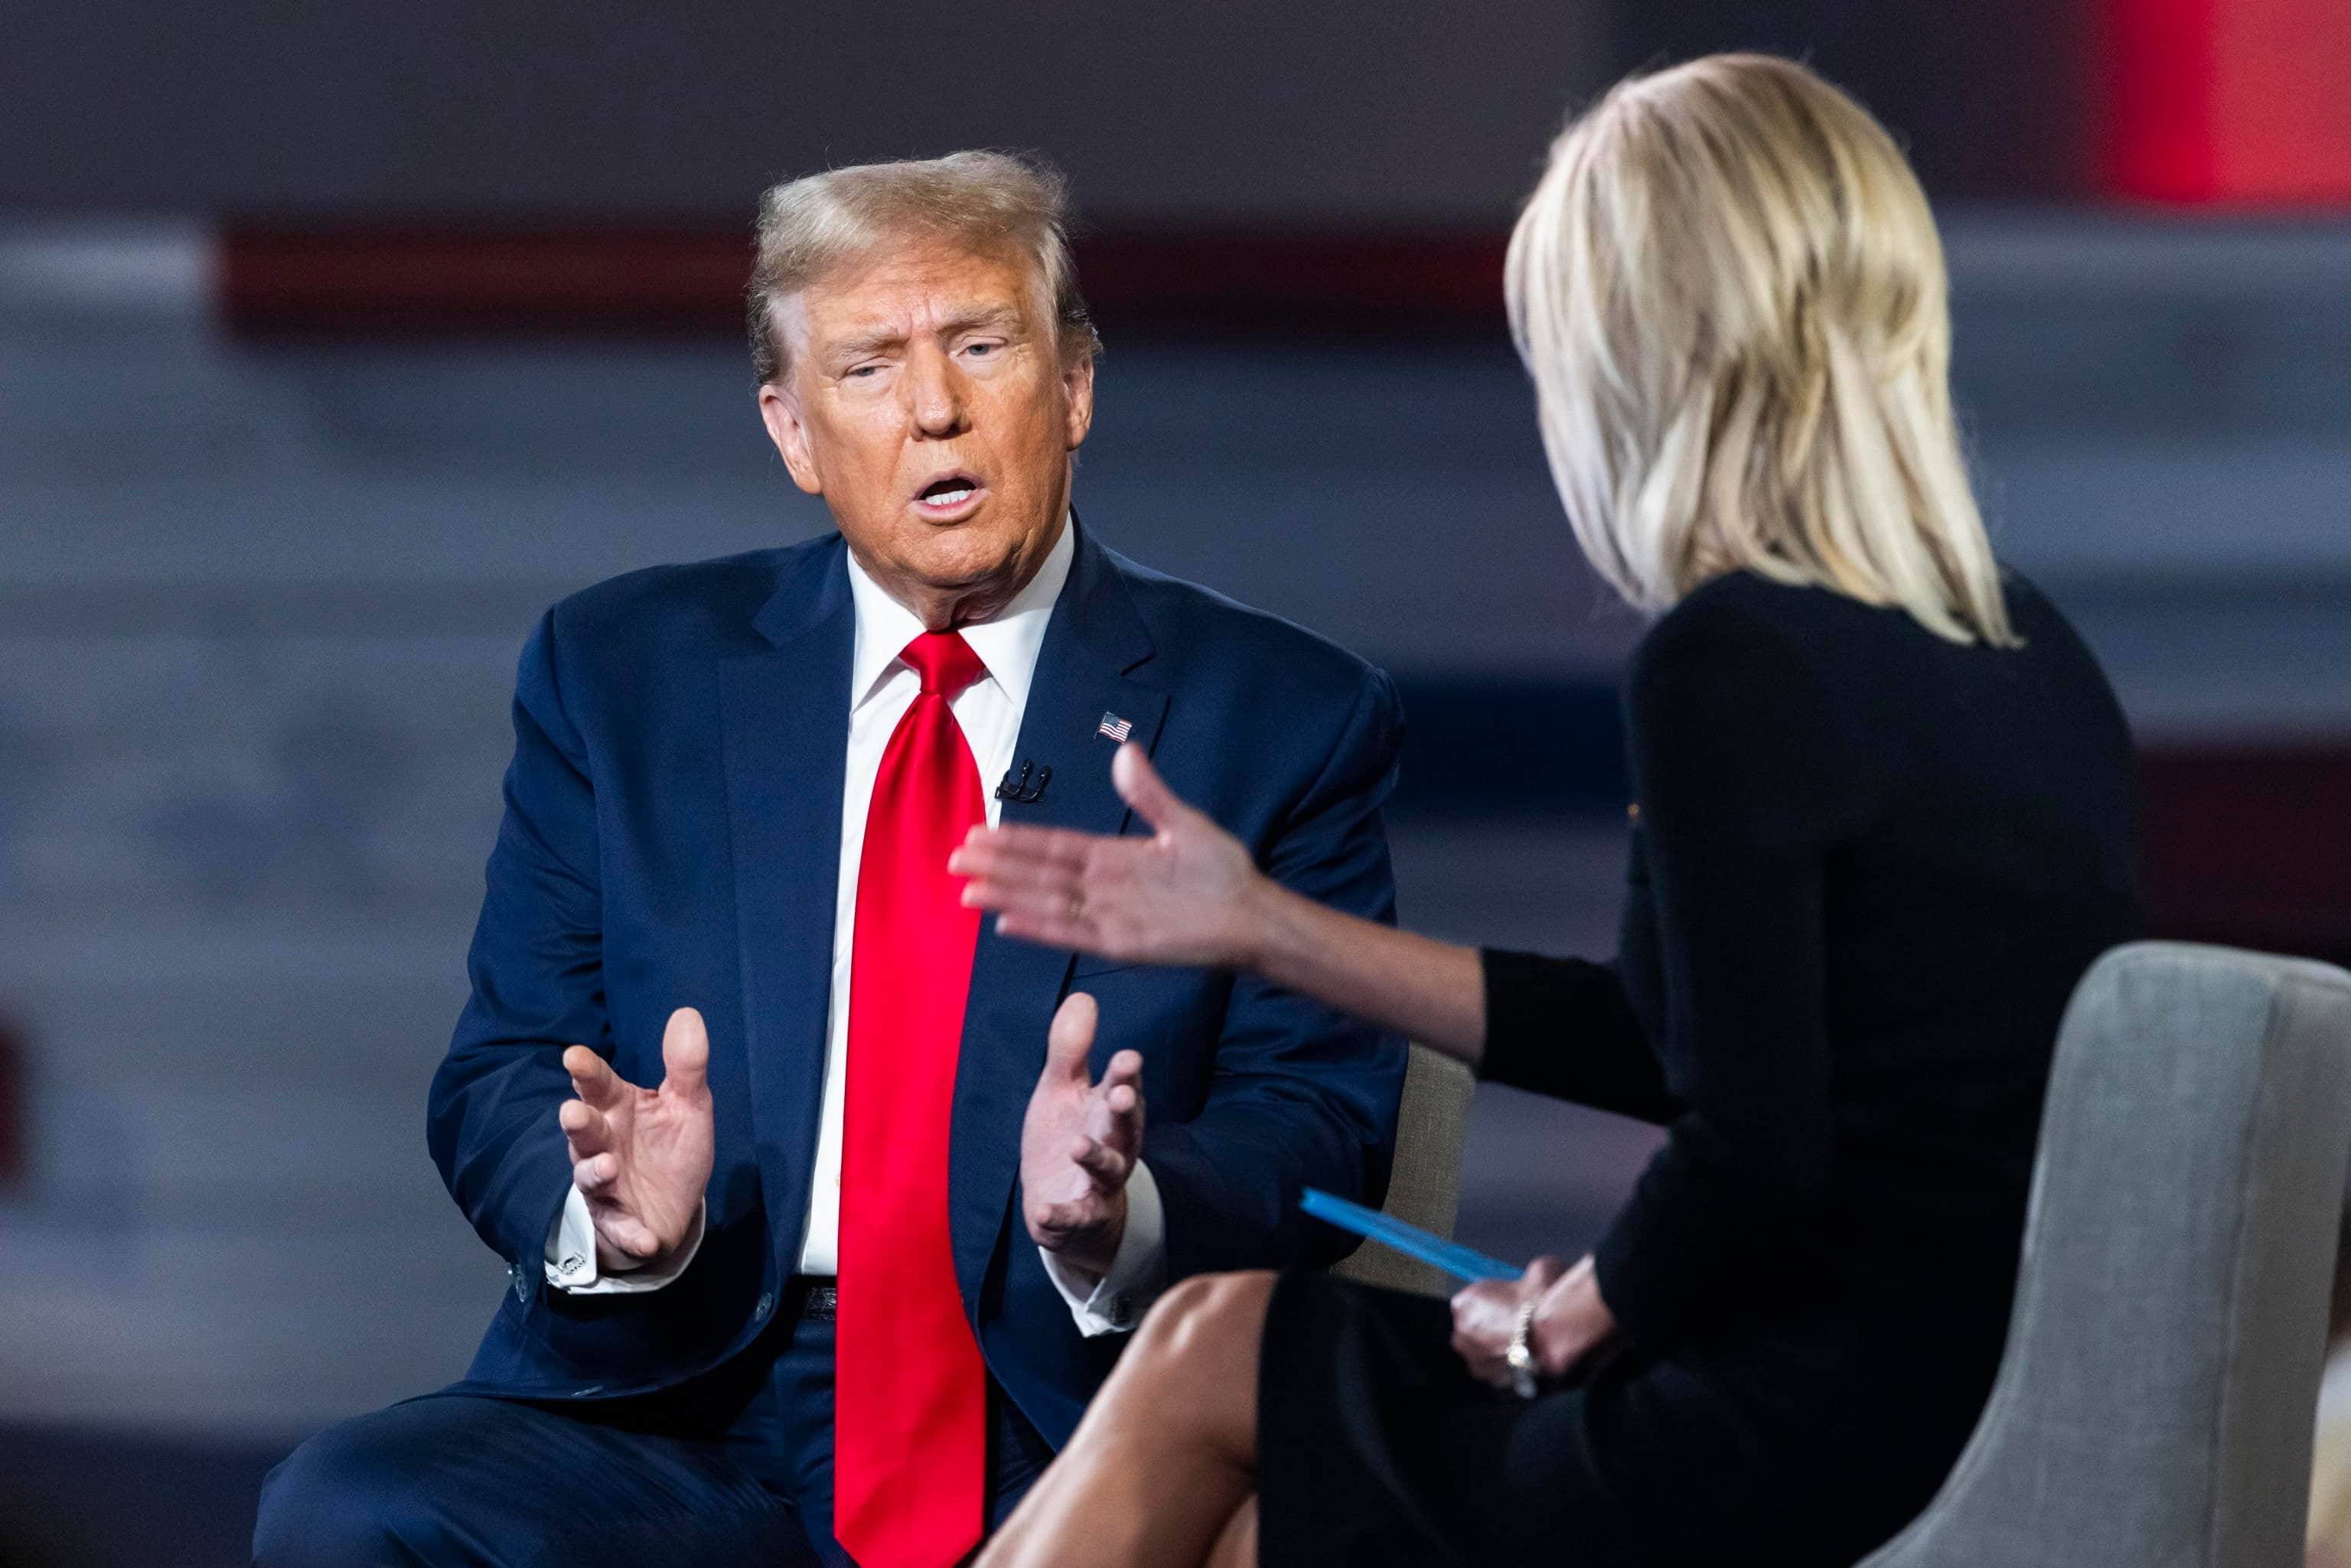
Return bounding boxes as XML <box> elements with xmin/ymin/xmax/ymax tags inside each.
<box><xmin>1505</xmin><ymin>1299</ymin><xmax>1541</xmax><ymax>1400</ymax></box>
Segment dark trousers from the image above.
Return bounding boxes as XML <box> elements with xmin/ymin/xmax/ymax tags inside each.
<box><xmin>253</xmin><ymin>1290</ymin><xmax>1057</xmax><ymax>1566</ymax></box>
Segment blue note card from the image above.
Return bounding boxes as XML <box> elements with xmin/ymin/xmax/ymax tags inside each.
<box><xmin>1300</xmin><ymin>1188</ymin><xmax>1521</xmax><ymax>1283</ymax></box>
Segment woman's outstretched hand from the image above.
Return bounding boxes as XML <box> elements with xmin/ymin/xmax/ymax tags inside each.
<box><xmin>1451</xmin><ymin>1254</ymin><xmax>1618</xmax><ymax>1391</ymax></box>
<box><xmin>951</xmin><ymin>743</ymin><xmax>1267</xmax><ymax>970</ymax></box>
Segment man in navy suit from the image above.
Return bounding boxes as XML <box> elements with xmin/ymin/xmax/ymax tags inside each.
<box><xmin>254</xmin><ymin>151</ymin><xmax>1405</xmax><ymax>1566</ymax></box>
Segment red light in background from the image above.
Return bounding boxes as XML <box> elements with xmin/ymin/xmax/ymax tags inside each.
<box><xmin>2107</xmin><ymin>0</ymin><xmax>2351</xmax><ymax>204</ymax></box>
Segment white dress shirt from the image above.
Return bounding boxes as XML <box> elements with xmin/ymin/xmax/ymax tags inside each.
<box><xmin>546</xmin><ymin>519</ymin><xmax>1166</xmax><ymax>1335</ymax></box>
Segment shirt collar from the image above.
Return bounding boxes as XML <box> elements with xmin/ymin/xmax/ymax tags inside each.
<box><xmin>843</xmin><ymin>513</ymin><xmax>1075</xmax><ymax>713</ymax></box>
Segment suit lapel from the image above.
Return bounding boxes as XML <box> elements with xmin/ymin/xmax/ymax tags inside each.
<box><xmin>949</xmin><ymin>524</ymin><xmax>1169</xmax><ymax>1316</ymax></box>
<box><xmin>719</xmin><ymin>539</ymin><xmax>853</xmax><ymax>1278</ymax></box>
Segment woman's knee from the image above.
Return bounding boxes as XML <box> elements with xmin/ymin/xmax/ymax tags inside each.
<box><xmin>1119</xmin><ymin>1271</ymin><xmax>1275</xmax><ymax>1452</ymax></box>
<box><xmin>1137</xmin><ymin>1270</ymin><xmax>1277</xmax><ymax>1361</ymax></box>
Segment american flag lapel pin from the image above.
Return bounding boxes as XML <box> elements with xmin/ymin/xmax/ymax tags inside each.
<box><xmin>1097</xmin><ymin>712</ymin><xmax>1133</xmax><ymax>743</ymax></box>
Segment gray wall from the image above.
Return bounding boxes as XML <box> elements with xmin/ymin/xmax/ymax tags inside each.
<box><xmin>3</xmin><ymin>0</ymin><xmax>2108</xmax><ymax>218</ymax></box>
<box><xmin>4</xmin><ymin>0</ymin><xmax>1610</xmax><ymax>219</ymax></box>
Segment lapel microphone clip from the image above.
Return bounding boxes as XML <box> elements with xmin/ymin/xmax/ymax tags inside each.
<box><xmin>995</xmin><ymin>759</ymin><xmax>1052</xmax><ymax>805</ymax></box>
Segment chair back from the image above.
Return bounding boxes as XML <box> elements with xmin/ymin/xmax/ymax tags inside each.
<box><xmin>1860</xmin><ymin>941</ymin><xmax>2351</xmax><ymax>1568</ymax></box>
<box><xmin>1332</xmin><ymin>1043</ymin><xmax>1475</xmax><ymax>1297</ymax></box>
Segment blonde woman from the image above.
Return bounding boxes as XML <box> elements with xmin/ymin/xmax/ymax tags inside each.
<box><xmin>956</xmin><ymin>53</ymin><xmax>2137</xmax><ymax>1568</ymax></box>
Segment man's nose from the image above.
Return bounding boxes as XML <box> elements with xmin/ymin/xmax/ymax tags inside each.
<box><xmin>903</xmin><ymin>344</ymin><xmax>968</xmax><ymax>438</ymax></box>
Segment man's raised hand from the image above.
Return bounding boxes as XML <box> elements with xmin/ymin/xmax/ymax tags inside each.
<box><xmin>559</xmin><ymin>1007</ymin><xmax>716</xmax><ymax>1273</ymax></box>
<box><xmin>1019</xmin><ymin>993</ymin><xmax>1145</xmax><ymax>1281</ymax></box>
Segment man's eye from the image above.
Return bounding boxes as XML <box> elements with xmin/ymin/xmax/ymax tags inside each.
<box><xmin>847</xmin><ymin>364</ymin><xmax>882</xmax><ymax>379</ymax></box>
<box><xmin>964</xmin><ymin>342</ymin><xmax>997</xmax><ymax>357</ymax></box>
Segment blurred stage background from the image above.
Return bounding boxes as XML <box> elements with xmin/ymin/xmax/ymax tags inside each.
<box><xmin>3</xmin><ymin>1</ymin><xmax>2348</xmax><ymax>1561</ymax></box>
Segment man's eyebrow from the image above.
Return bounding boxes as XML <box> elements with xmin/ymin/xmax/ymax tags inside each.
<box><xmin>825</xmin><ymin>324</ymin><xmax>907</xmax><ymax>363</ymax></box>
<box><xmin>936</xmin><ymin>304</ymin><xmax>1026</xmax><ymax>336</ymax></box>
<box><xmin>821</xmin><ymin>305</ymin><xmax>1027</xmax><ymax>365</ymax></box>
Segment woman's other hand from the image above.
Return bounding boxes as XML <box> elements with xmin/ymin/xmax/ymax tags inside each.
<box><xmin>952</xmin><ymin>743</ymin><xmax>1266</xmax><ymax>969</ymax></box>
<box><xmin>1451</xmin><ymin>1254</ymin><xmax>1618</xmax><ymax>1391</ymax></box>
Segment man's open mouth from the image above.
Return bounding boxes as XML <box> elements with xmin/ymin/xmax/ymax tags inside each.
<box><xmin>915</xmin><ymin>474</ymin><xmax>985</xmax><ymax>516</ymax></box>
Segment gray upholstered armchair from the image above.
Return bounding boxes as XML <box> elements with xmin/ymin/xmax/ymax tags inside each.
<box><xmin>1324</xmin><ymin>945</ymin><xmax>2351</xmax><ymax>1566</ymax></box>
<box><xmin>1861</xmin><ymin>942</ymin><xmax>2351</xmax><ymax>1568</ymax></box>
<box><xmin>1332</xmin><ymin>1044</ymin><xmax>1475</xmax><ymax>1297</ymax></box>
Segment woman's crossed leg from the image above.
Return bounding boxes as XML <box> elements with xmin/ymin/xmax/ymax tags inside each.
<box><xmin>978</xmin><ymin>1271</ymin><xmax>1275</xmax><ymax>1568</ymax></box>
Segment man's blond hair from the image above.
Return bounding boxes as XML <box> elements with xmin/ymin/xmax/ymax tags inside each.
<box><xmin>747</xmin><ymin>150</ymin><xmax>1101</xmax><ymax>385</ymax></box>
<box><xmin>1507</xmin><ymin>54</ymin><xmax>2015</xmax><ymax>645</ymax></box>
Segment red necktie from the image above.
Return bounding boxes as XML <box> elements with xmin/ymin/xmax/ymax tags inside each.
<box><xmin>835</xmin><ymin>631</ymin><xmax>992</xmax><ymax>1568</ymax></box>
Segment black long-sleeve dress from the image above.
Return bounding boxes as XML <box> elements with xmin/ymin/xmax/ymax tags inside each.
<box><xmin>1257</xmin><ymin>569</ymin><xmax>2137</xmax><ymax>1566</ymax></box>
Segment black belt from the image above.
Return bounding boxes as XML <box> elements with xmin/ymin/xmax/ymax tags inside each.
<box><xmin>791</xmin><ymin>1276</ymin><xmax>838</xmax><ymax>1322</ymax></box>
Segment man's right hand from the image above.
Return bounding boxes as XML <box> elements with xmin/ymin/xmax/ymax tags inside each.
<box><xmin>559</xmin><ymin>1007</ymin><xmax>716</xmax><ymax>1273</ymax></box>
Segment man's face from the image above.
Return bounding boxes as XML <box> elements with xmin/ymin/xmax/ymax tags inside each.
<box><xmin>758</xmin><ymin>238</ymin><xmax>1095</xmax><ymax>627</ymax></box>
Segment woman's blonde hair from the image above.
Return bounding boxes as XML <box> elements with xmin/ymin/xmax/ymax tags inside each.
<box><xmin>1505</xmin><ymin>53</ymin><xmax>2015</xmax><ymax>645</ymax></box>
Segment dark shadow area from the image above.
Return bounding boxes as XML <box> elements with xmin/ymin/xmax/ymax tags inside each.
<box><xmin>0</xmin><ymin>1426</ymin><xmax>295</xmax><ymax>1568</ymax></box>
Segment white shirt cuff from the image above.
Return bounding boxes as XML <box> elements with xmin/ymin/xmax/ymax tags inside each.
<box><xmin>544</xmin><ymin>1187</ymin><xmax>706</xmax><ymax>1294</ymax></box>
<box><xmin>1039</xmin><ymin>1159</ymin><xmax>1169</xmax><ymax>1336</ymax></box>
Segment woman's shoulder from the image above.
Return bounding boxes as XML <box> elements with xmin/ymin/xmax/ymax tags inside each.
<box><xmin>1652</xmin><ymin>569</ymin><xmax>1898</xmax><ymax>644</ymax></box>
<box><xmin>1643</xmin><ymin>566</ymin><xmax>2068</xmax><ymax>666</ymax></box>
<box><xmin>1624</xmin><ymin>574</ymin><xmax>1860</xmax><ymax>753</ymax></box>
<box><xmin>1631</xmin><ymin>571</ymin><xmax>1859</xmax><ymax>693</ymax></box>
<box><xmin>1625</xmin><ymin>573</ymin><xmax>1888</xmax><ymax>818</ymax></box>
<box><xmin>1632</xmin><ymin>566</ymin><xmax>2116</xmax><ymax>739</ymax></box>
<box><xmin>1629</xmin><ymin>566</ymin><xmax>2035</xmax><ymax>730</ymax></box>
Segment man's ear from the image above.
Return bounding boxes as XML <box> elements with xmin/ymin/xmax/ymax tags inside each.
<box><xmin>758</xmin><ymin>381</ymin><xmax>823</xmax><ymax>496</ymax></box>
<box><xmin>1061</xmin><ymin>352</ymin><xmax>1096</xmax><ymax>453</ymax></box>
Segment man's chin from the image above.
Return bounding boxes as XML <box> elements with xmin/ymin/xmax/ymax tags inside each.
<box><xmin>899</xmin><ymin>521</ymin><xmax>1041</xmax><ymax>586</ymax></box>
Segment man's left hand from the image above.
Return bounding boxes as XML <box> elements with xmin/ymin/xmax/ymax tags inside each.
<box><xmin>1020</xmin><ymin>993</ymin><xmax>1145</xmax><ymax>1280</ymax></box>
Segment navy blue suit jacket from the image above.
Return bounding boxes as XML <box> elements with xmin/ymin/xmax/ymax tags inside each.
<box><xmin>426</xmin><ymin>521</ymin><xmax>1408</xmax><ymax>1445</ymax></box>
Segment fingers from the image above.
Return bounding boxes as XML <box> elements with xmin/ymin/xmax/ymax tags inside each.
<box><xmin>1029</xmin><ymin>1180</ymin><xmax>1127</xmax><ymax>1241</ymax></box>
<box><xmin>660</xmin><ymin>1007</ymin><xmax>709</xmax><ymax>1099</ymax></box>
<box><xmin>1090</xmin><ymin>1049</ymin><xmax>1146</xmax><ymax>1157</ymax></box>
<box><xmin>1071</xmin><ymin>1133</ymin><xmax>1133</xmax><ymax>1191</ymax></box>
<box><xmin>954</xmin><ymin>830</ymin><xmax>1094</xmax><ymax>940</ymax></box>
<box><xmin>1045</xmin><ymin>992</ymin><xmax>1099</xmax><ymax>1084</ymax></box>
<box><xmin>1449</xmin><ymin>1277</ymin><xmax>1520</xmax><ymax>1388</ymax></box>
<box><xmin>991</xmin><ymin>910</ymin><xmax>1094</xmax><ymax>950</ymax></box>
<box><xmin>954</xmin><ymin>825</ymin><xmax>1143</xmax><ymax>958</ymax></box>
<box><xmin>561</xmin><ymin>1046</ymin><xmax>618</xmax><ymax>1163</ymax></box>
<box><xmin>1027</xmin><ymin>1200</ymin><xmax>1104</xmax><ymax>1249</ymax></box>
<box><xmin>969</xmin><ymin>873</ymin><xmax>1090</xmax><ymax>930</ymax></box>
<box><xmin>591</xmin><ymin>1208</ymin><xmax>662</xmax><ymax>1262</ymax></box>
<box><xmin>951</xmin><ymin>823</ymin><xmax>1092</xmax><ymax>882</ymax></box>
<box><xmin>1532</xmin><ymin>1256</ymin><xmax>1611</xmax><ymax>1378</ymax></box>
<box><xmin>1450</xmin><ymin>1276</ymin><xmax>1518</xmax><ymax>1323</ymax></box>
<box><xmin>558</xmin><ymin>1097</ymin><xmax>612</xmax><ymax>1157</ymax></box>
<box><xmin>1110</xmin><ymin>743</ymin><xmax>1192</xmax><ymax>835</ymax></box>
<box><xmin>564</xmin><ymin>1045</ymin><xmax>624</xmax><ymax>1110</ymax></box>
<box><xmin>572</xmin><ymin>1149</ymin><xmax>620</xmax><ymax>1195</ymax></box>
<box><xmin>957</xmin><ymin>856</ymin><xmax>1081</xmax><ymax>904</ymax></box>
<box><xmin>1449</xmin><ymin>1279</ymin><xmax>1515</xmax><ymax>1351</ymax></box>
<box><xmin>953</xmin><ymin>826</ymin><xmax>1087</xmax><ymax>932</ymax></box>
<box><xmin>1449</xmin><ymin>1257</ymin><xmax>1568</xmax><ymax>1390</ymax></box>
